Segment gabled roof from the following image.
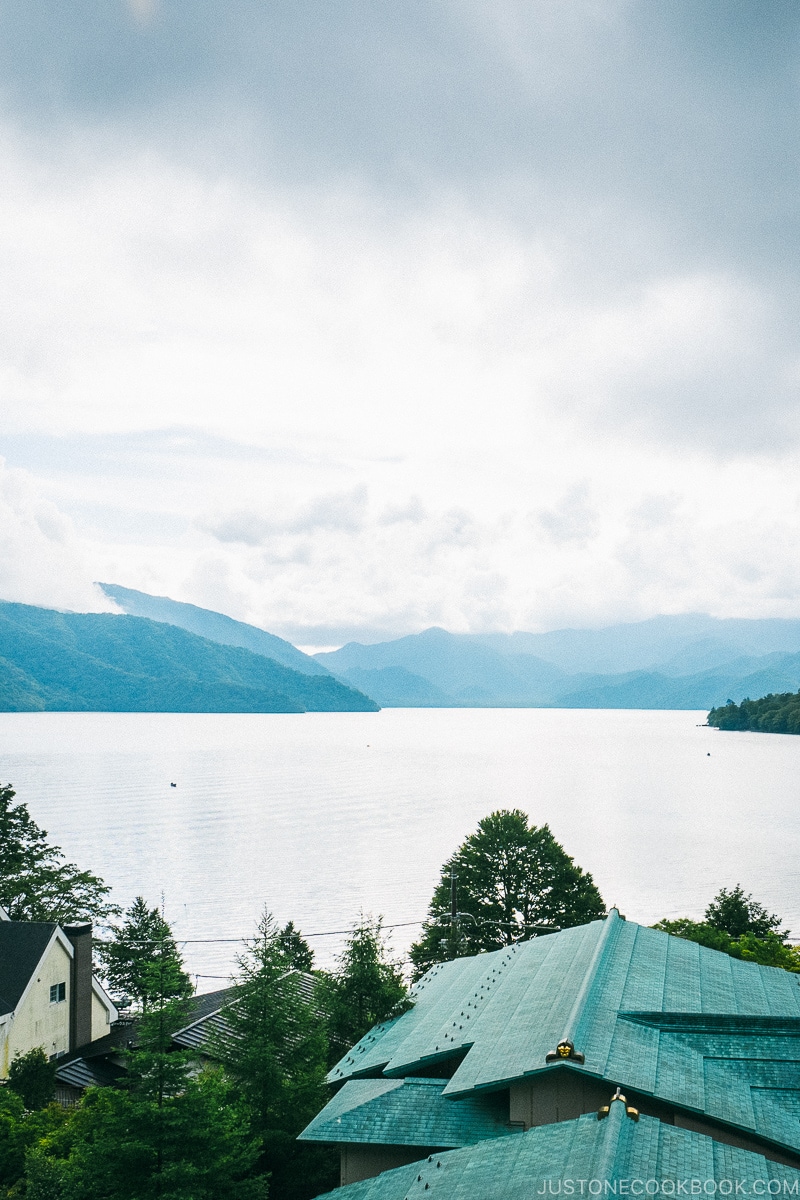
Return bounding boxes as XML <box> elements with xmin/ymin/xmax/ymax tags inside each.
<box><xmin>0</xmin><ymin>921</ymin><xmax>60</xmax><ymax>1016</ymax></box>
<box><xmin>299</xmin><ymin>1077</ymin><xmax>521</xmax><ymax>1149</ymax></box>
<box><xmin>55</xmin><ymin>1054</ymin><xmax>125</xmax><ymax>1090</ymax></box>
<box><xmin>312</xmin><ymin>1105</ymin><xmax>800</xmax><ymax>1200</ymax></box>
<box><xmin>171</xmin><ymin>971</ymin><xmax>319</xmax><ymax>1052</ymax></box>
<box><xmin>171</xmin><ymin>988</ymin><xmax>236</xmax><ymax>1051</ymax></box>
<box><xmin>328</xmin><ymin>912</ymin><xmax>800</xmax><ymax>1154</ymax></box>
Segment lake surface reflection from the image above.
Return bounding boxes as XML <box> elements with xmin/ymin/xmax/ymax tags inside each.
<box><xmin>1</xmin><ymin>709</ymin><xmax>797</xmax><ymax>986</ymax></box>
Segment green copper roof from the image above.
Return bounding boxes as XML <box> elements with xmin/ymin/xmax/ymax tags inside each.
<box><xmin>299</xmin><ymin>1076</ymin><xmax>520</xmax><ymax>1148</ymax></box>
<box><xmin>311</xmin><ymin>1104</ymin><xmax>800</xmax><ymax>1200</ymax></box>
<box><xmin>326</xmin><ymin>912</ymin><xmax>800</xmax><ymax>1153</ymax></box>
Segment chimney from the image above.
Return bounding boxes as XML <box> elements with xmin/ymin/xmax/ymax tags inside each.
<box><xmin>64</xmin><ymin>923</ymin><xmax>93</xmax><ymax>1051</ymax></box>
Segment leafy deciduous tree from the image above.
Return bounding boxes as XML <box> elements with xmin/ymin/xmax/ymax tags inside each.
<box><xmin>410</xmin><ymin>809</ymin><xmax>606</xmax><ymax>976</ymax></box>
<box><xmin>8</xmin><ymin>1046</ymin><xmax>56</xmax><ymax>1111</ymax></box>
<box><xmin>0</xmin><ymin>782</ymin><xmax>117</xmax><ymax>924</ymax></box>
<box><xmin>654</xmin><ymin>886</ymin><xmax>799</xmax><ymax>973</ymax></box>
<box><xmin>0</xmin><ymin>1085</ymin><xmax>67</xmax><ymax>1197</ymax></box>
<box><xmin>704</xmin><ymin>885</ymin><xmax>787</xmax><ymax>940</ymax></box>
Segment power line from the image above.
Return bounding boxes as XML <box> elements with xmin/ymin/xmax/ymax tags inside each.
<box><xmin>176</xmin><ymin>919</ymin><xmax>426</xmax><ymax>945</ymax></box>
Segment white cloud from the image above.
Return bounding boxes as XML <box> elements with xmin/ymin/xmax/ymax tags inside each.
<box><xmin>0</xmin><ymin>461</ymin><xmax>116</xmax><ymax>612</ymax></box>
<box><xmin>1</xmin><ymin>126</ymin><xmax>800</xmax><ymax>639</ymax></box>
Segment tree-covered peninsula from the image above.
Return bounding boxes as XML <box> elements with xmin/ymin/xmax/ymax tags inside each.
<box><xmin>707</xmin><ymin>690</ymin><xmax>800</xmax><ymax>733</ymax></box>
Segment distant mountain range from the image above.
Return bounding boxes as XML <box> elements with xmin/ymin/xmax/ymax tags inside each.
<box><xmin>314</xmin><ymin>618</ymin><xmax>800</xmax><ymax>709</ymax></box>
<box><xmin>4</xmin><ymin>590</ymin><xmax>800</xmax><ymax>712</ymax></box>
<box><xmin>0</xmin><ymin>601</ymin><xmax>378</xmax><ymax>713</ymax></box>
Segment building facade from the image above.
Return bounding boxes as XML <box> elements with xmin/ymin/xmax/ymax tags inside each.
<box><xmin>0</xmin><ymin>909</ymin><xmax>117</xmax><ymax>1080</ymax></box>
<box><xmin>300</xmin><ymin>909</ymin><xmax>800</xmax><ymax>1197</ymax></box>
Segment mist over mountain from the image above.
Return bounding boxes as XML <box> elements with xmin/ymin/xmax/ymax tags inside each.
<box><xmin>98</xmin><ymin>583</ymin><xmax>329</xmax><ymax>677</ymax></box>
<box><xmin>5</xmin><ymin>589</ymin><xmax>800</xmax><ymax>712</ymax></box>
<box><xmin>0</xmin><ymin>602</ymin><xmax>378</xmax><ymax>713</ymax></box>
<box><xmin>315</xmin><ymin>618</ymin><xmax>800</xmax><ymax>709</ymax></box>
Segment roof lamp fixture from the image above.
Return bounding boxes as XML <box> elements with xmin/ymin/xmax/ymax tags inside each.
<box><xmin>545</xmin><ymin>1039</ymin><xmax>585</xmax><ymax>1064</ymax></box>
<box><xmin>598</xmin><ymin>1087</ymin><xmax>639</xmax><ymax>1122</ymax></box>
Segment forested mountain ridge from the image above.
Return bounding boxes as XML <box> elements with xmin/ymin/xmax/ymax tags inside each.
<box><xmin>0</xmin><ymin>602</ymin><xmax>378</xmax><ymax>713</ymax></box>
<box><xmin>98</xmin><ymin>582</ymin><xmax>329</xmax><ymax>676</ymax></box>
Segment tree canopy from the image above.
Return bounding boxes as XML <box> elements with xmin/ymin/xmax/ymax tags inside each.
<box><xmin>276</xmin><ymin>920</ymin><xmax>315</xmax><ymax>972</ymax></box>
<box><xmin>213</xmin><ymin>910</ymin><xmax>334</xmax><ymax>1200</ymax></box>
<box><xmin>7</xmin><ymin>1047</ymin><xmax>56</xmax><ymax>1112</ymax></box>
<box><xmin>0</xmin><ymin>782</ymin><xmax>117</xmax><ymax>923</ymax></box>
<box><xmin>705</xmin><ymin>885</ymin><xmax>787</xmax><ymax>940</ymax></box>
<box><xmin>0</xmin><ymin>938</ymin><xmax>265</xmax><ymax>1200</ymax></box>
<box><xmin>318</xmin><ymin>916</ymin><xmax>409</xmax><ymax>1063</ymax></box>
<box><xmin>96</xmin><ymin>896</ymin><xmax>193</xmax><ymax>1012</ymax></box>
<box><xmin>410</xmin><ymin>810</ymin><xmax>605</xmax><ymax>976</ymax></box>
<box><xmin>654</xmin><ymin>885</ymin><xmax>799</xmax><ymax>973</ymax></box>
<box><xmin>708</xmin><ymin>692</ymin><xmax>800</xmax><ymax>733</ymax></box>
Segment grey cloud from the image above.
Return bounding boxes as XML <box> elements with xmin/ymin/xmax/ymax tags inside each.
<box><xmin>206</xmin><ymin>487</ymin><xmax>368</xmax><ymax>545</ymax></box>
<box><xmin>538</xmin><ymin>485</ymin><xmax>599</xmax><ymax>545</ymax></box>
<box><xmin>423</xmin><ymin>508</ymin><xmax>479</xmax><ymax>552</ymax></box>
<box><xmin>206</xmin><ymin>512</ymin><xmax>273</xmax><ymax>547</ymax></box>
<box><xmin>378</xmin><ymin>497</ymin><xmax>427</xmax><ymax>525</ymax></box>
<box><xmin>2</xmin><ymin>1</ymin><xmax>798</xmax><ymax>272</ymax></box>
<box><xmin>3</xmin><ymin>2</ymin><xmax>800</xmax><ymax>458</ymax></box>
<box><xmin>629</xmin><ymin>495</ymin><xmax>681</xmax><ymax>532</ymax></box>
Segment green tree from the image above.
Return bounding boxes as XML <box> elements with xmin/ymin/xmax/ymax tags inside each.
<box><xmin>8</xmin><ymin>1046</ymin><xmax>56</xmax><ymax>1111</ymax></box>
<box><xmin>0</xmin><ymin>782</ymin><xmax>117</xmax><ymax>923</ymax></box>
<box><xmin>708</xmin><ymin>692</ymin><xmax>800</xmax><ymax>734</ymax></box>
<box><xmin>213</xmin><ymin>910</ymin><xmax>334</xmax><ymax>1200</ymax></box>
<box><xmin>319</xmin><ymin>916</ymin><xmax>409</xmax><ymax>1062</ymax></box>
<box><xmin>33</xmin><ymin>1069</ymin><xmax>266</xmax><ymax>1200</ymax></box>
<box><xmin>26</xmin><ymin>935</ymin><xmax>266</xmax><ymax>1200</ymax></box>
<box><xmin>410</xmin><ymin>810</ymin><xmax>606</xmax><ymax>976</ymax></box>
<box><xmin>705</xmin><ymin>885</ymin><xmax>786</xmax><ymax>939</ymax></box>
<box><xmin>653</xmin><ymin>886</ymin><xmax>799</xmax><ymax>973</ymax></box>
<box><xmin>96</xmin><ymin>896</ymin><xmax>193</xmax><ymax>1012</ymax></box>
<box><xmin>0</xmin><ymin>1086</ymin><xmax>30</xmax><ymax>1191</ymax></box>
<box><xmin>276</xmin><ymin>921</ymin><xmax>314</xmax><ymax>972</ymax></box>
<box><xmin>0</xmin><ymin>1086</ymin><xmax>68</xmax><ymax>1197</ymax></box>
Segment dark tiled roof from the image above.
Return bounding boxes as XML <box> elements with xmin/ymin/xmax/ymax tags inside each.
<box><xmin>0</xmin><ymin>922</ymin><xmax>58</xmax><ymax>1016</ymax></box>
<box><xmin>171</xmin><ymin>973</ymin><xmax>318</xmax><ymax>1052</ymax></box>
<box><xmin>171</xmin><ymin>987</ymin><xmax>236</xmax><ymax>1051</ymax></box>
<box><xmin>183</xmin><ymin>987</ymin><xmax>235</xmax><ymax>1024</ymax></box>
<box><xmin>57</xmin><ymin>1019</ymin><xmax>139</xmax><ymax>1069</ymax></box>
<box><xmin>55</xmin><ymin>1055</ymin><xmax>124</xmax><ymax>1090</ymax></box>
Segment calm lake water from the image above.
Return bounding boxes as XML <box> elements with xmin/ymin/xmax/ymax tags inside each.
<box><xmin>1</xmin><ymin>709</ymin><xmax>798</xmax><ymax>987</ymax></box>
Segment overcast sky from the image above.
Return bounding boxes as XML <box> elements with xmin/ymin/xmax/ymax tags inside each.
<box><xmin>1</xmin><ymin>0</ymin><xmax>799</xmax><ymax>647</ymax></box>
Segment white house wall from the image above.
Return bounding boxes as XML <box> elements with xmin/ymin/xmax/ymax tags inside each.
<box><xmin>1</xmin><ymin>936</ymin><xmax>72</xmax><ymax>1077</ymax></box>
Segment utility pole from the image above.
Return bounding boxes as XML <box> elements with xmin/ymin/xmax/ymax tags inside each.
<box><xmin>449</xmin><ymin>870</ymin><xmax>458</xmax><ymax>959</ymax></box>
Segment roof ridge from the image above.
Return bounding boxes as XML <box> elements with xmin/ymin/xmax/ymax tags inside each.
<box><xmin>549</xmin><ymin>910</ymin><xmax>622</xmax><ymax>1063</ymax></box>
<box><xmin>592</xmin><ymin>1087</ymin><xmax>634</xmax><ymax>1180</ymax></box>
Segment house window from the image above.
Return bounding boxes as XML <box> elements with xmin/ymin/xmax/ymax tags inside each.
<box><xmin>50</xmin><ymin>982</ymin><xmax>66</xmax><ymax>1003</ymax></box>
